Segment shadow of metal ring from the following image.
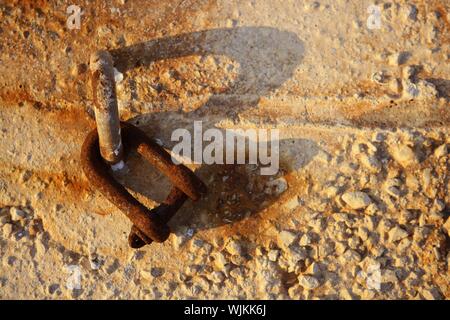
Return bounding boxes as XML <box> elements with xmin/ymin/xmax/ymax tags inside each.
<box><xmin>81</xmin><ymin>122</ymin><xmax>207</xmax><ymax>248</ymax></box>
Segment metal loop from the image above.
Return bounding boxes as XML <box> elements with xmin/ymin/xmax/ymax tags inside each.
<box><xmin>81</xmin><ymin>122</ymin><xmax>206</xmax><ymax>247</ymax></box>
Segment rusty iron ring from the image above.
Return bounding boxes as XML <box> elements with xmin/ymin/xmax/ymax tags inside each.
<box><xmin>81</xmin><ymin>121</ymin><xmax>206</xmax><ymax>248</ymax></box>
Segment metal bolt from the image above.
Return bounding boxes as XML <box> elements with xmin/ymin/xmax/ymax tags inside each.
<box><xmin>89</xmin><ymin>50</ymin><xmax>123</xmax><ymax>165</ymax></box>
<box><xmin>83</xmin><ymin>50</ymin><xmax>207</xmax><ymax>248</ymax></box>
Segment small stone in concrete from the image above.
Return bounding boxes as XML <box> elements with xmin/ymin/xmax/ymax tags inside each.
<box><xmin>225</xmin><ymin>239</ymin><xmax>243</xmax><ymax>256</ymax></box>
<box><xmin>151</xmin><ymin>267</ymin><xmax>164</xmax><ymax>278</ymax></box>
<box><xmin>284</xmin><ymin>196</ymin><xmax>299</xmax><ymax>210</ymax></box>
<box><xmin>141</xmin><ymin>267</ymin><xmax>164</xmax><ymax>280</ymax></box>
<box><xmin>213</xmin><ymin>252</ymin><xmax>227</xmax><ymax>269</ymax></box>
<box><xmin>298</xmin><ymin>275</ymin><xmax>320</xmax><ymax>290</ymax></box>
<box><xmin>335</xmin><ymin>241</ymin><xmax>347</xmax><ymax>255</ymax></box>
<box><xmin>299</xmin><ymin>233</ymin><xmax>312</xmax><ymax>246</ymax></box>
<box><xmin>264</xmin><ymin>177</ymin><xmax>288</xmax><ymax>196</ymax></box>
<box><xmin>433</xmin><ymin>199</ymin><xmax>445</xmax><ymax>212</ymax></box>
<box><xmin>35</xmin><ymin>238</ymin><xmax>47</xmax><ymax>256</ymax></box>
<box><xmin>267</xmin><ymin>250</ymin><xmax>280</xmax><ymax>262</ymax></box>
<box><xmin>386</xmin><ymin>186</ymin><xmax>401</xmax><ymax>198</ymax></box>
<box><xmin>340</xmin><ymin>288</ymin><xmax>356</xmax><ymax>300</ymax></box>
<box><xmin>364</xmin><ymin>216</ymin><xmax>377</xmax><ymax>231</ymax></box>
<box><xmin>342</xmin><ymin>249</ymin><xmax>362</xmax><ymax>263</ymax></box>
<box><xmin>405</xmin><ymin>174</ymin><xmax>420</xmax><ymax>192</ymax></box>
<box><xmin>365</xmin><ymin>203</ymin><xmax>379</xmax><ymax>216</ymax></box>
<box><xmin>348</xmin><ymin>236</ymin><xmax>361</xmax><ymax>250</ymax></box>
<box><xmin>372</xmin><ymin>71</ymin><xmax>386</xmax><ymax>84</ymax></box>
<box><xmin>389</xmin><ymin>226</ymin><xmax>409</xmax><ymax>242</ymax></box>
<box><xmin>288</xmin><ymin>284</ymin><xmax>303</xmax><ymax>299</ymax></box>
<box><xmin>372</xmin><ymin>132</ymin><xmax>385</xmax><ymax>142</ymax></box>
<box><xmin>305</xmin><ymin>262</ymin><xmax>321</xmax><ymax>276</ymax></box>
<box><xmin>360</xmin><ymin>154</ymin><xmax>381</xmax><ymax>173</ymax></box>
<box><xmin>391</xmin><ymin>145</ymin><xmax>418</xmax><ymax>168</ymax></box>
<box><xmin>209</xmin><ymin>271</ymin><xmax>225</xmax><ymax>284</ymax></box>
<box><xmin>434</xmin><ymin>144</ymin><xmax>447</xmax><ymax>158</ymax></box>
<box><xmin>324</xmin><ymin>186</ymin><xmax>339</xmax><ymax>198</ymax></box>
<box><xmin>89</xmin><ymin>255</ymin><xmax>102</xmax><ymax>270</ymax></box>
<box><xmin>10</xmin><ymin>207</ymin><xmax>27</xmax><ymax>221</ymax></box>
<box><xmin>342</xmin><ymin>192</ymin><xmax>372</xmax><ymax>210</ymax></box>
<box><xmin>2</xmin><ymin>223</ymin><xmax>13</xmax><ymax>238</ymax></box>
<box><xmin>140</xmin><ymin>269</ymin><xmax>153</xmax><ymax>281</ymax></box>
<box><xmin>278</xmin><ymin>230</ymin><xmax>297</xmax><ymax>249</ymax></box>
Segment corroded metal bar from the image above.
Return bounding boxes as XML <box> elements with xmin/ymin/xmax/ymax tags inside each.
<box><xmin>90</xmin><ymin>50</ymin><xmax>123</xmax><ymax>165</ymax></box>
<box><xmin>81</xmin><ymin>125</ymin><xmax>170</xmax><ymax>243</ymax></box>
<box><xmin>122</xmin><ymin>123</ymin><xmax>207</xmax><ymax>201</ymax></box>
<box><xmin>81</xmin><ymin>122</ymin><xmax>207</xmax><ymax>247</ymax></box>
<box><xmin>86</xmin><ymin>48</ymin><xmax>207</xmax><ymax>248</ymax></box>
<box><xmin>128</xmin><ymin>187</ymin><xmax>188</xmax><ymax>248</ymax></box>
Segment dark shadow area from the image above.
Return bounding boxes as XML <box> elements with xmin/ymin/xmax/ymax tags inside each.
<box><xmin>177</xmin><ymin>137</ymin><xmax>318</xmax><ymax>232</ymax></box>
<box><xmin>110</xmin><ymin>26</ymin><xmax>305</xmax><ymax>116</ymax></box>
<box><xmin>426</xmin><ymin>78</ymin><xmax>450</xmax><ymax>101</ymax></box>
<box><xmin>119</xmin><ymin>135</ymin><xmax>318</xmax><ymax>232</ymax></box>
<box><xmin>106</xmin><ymin>27</ymin><xmax>312</xmax><ymax>233</ymax></box>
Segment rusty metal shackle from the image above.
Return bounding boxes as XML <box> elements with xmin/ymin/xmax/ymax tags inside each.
<box><xmin>81</xmin><ymin>50</ymin><xmax>206</xmax><ymax>248</ymax></box>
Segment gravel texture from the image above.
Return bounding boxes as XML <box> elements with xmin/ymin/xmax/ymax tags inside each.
<box><xmin>0</xmin><ymin>0</ymin><xmax>448</xmax><ymax>299</ymax></box>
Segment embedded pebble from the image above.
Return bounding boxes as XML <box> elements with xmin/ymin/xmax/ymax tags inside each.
<box><xmin>113</xmin><ymin>67</ymin><xmax>124</xmax><ymax>83</ymax></box>
<box><xmin>298</xmin><ymin>275</ymin><xmax>320</xmax><ymax>290</ymax></box>
<box><xmin>284</xmin><ymin>196</ymin><xmax>300</xmax><ymax>210</ymax></box>
<box><xmin>405</xmin><ymin>174</ymin><xmax>420</xmax><ymax>191</ymax></box>
<box><xmin>35</xmin><ymin>238</ymin><xmax>47</xmax><ymax>256</ymax></box>
<box><xmin>225</xmin><ymin>239</ymin><xmax>243</xmax><ymax>256</ymax></box>
<box><xmin>359</xmin><ymin>154</ymin><xmax>381</xmax><ymax>173</ymax></box>
<box><xmin>305</xmin><ymin>262</ymin><xmax>320</xmax><ymax>276</ymax></box>
<box><xmin>389</xmin><ymin>226</ymin><xmax>409</xmax><ymax>242</ymax></box>
<box><xmin>213</xmin><ymin>252</ymin><xmax>227</xmax><ymax>269</ymax></box>
<box><xmin>10</xmin><ymin>207</ymin><xmax>27</xmax><ymax>221</ymax></box>
<box><xmin>385</xmin><ymin>186</ymin><xmax>401</xmax><ymax>198</ymax></box>
<box><xmin>433</xmin><ymin>144</ymin><xmax>447</xmax><ymax>158</ymax></box>
<box><xmin>401</xmin><ymin>4</ymin><xmax>418</xmax><ymax>21</ymax></box>
<box><xmin>268</xmin><ymin>250</ymin><xmax>280</xmax><ymax>262</ymax></box>
<box><xmin>209</xmin><ymin>271</ymin><xmax>225</xmax><ymax>284</ymax></box>
<box><xmin>324</xmin><ymin>186</ymin><xmax>339</xmax><ymax>198</ymax></box>
<box><xmin>140</xmin><ymin>269</ymin><xmax>153</xmax><ymax>281</ymax></box>
<box><xmin>89</xmin><ymin>254</ymin><xmax>103</xmax><ymax>270</ymax></box>
<box><xmin>390</xmin><ymin>145</ymin><xmax>418</xmax><ymax>168</ymax></box>
<box><xmin>403</xmin><ymin>80</ymin><xmax>438</xmax><ymax>100</ymax></box>
<box><xmin>2</xmin><ymin>224</ymin><xmax>13</xmax><ymax>238</ymax></box>
<box><xmin>372</xmin><ymin>71</ymin><xmax>386</xmax><ymax>84</ymax></box>
<box><xmin>140</xmin><ymin>267</ymin><xmax>165</xmax><ymax>280</ymax></box>
<box><xmin>342</xmin><ymin>192</ymin><xmax>372</xmax><ymax>210</ymax></box>
<box><xmin>299</xmin><ymin>233</ymin><xmax>312</xmax><ymax>246</ymax></box>
<box><xmin>278</xmin><ymin>230</ymin><xmax>297</xmax><ymax>249</ymax></box>
<box><xmin>265</xmin><ymin>177</ymin><xmax>288</xmax><ymax>196</ymax></box>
